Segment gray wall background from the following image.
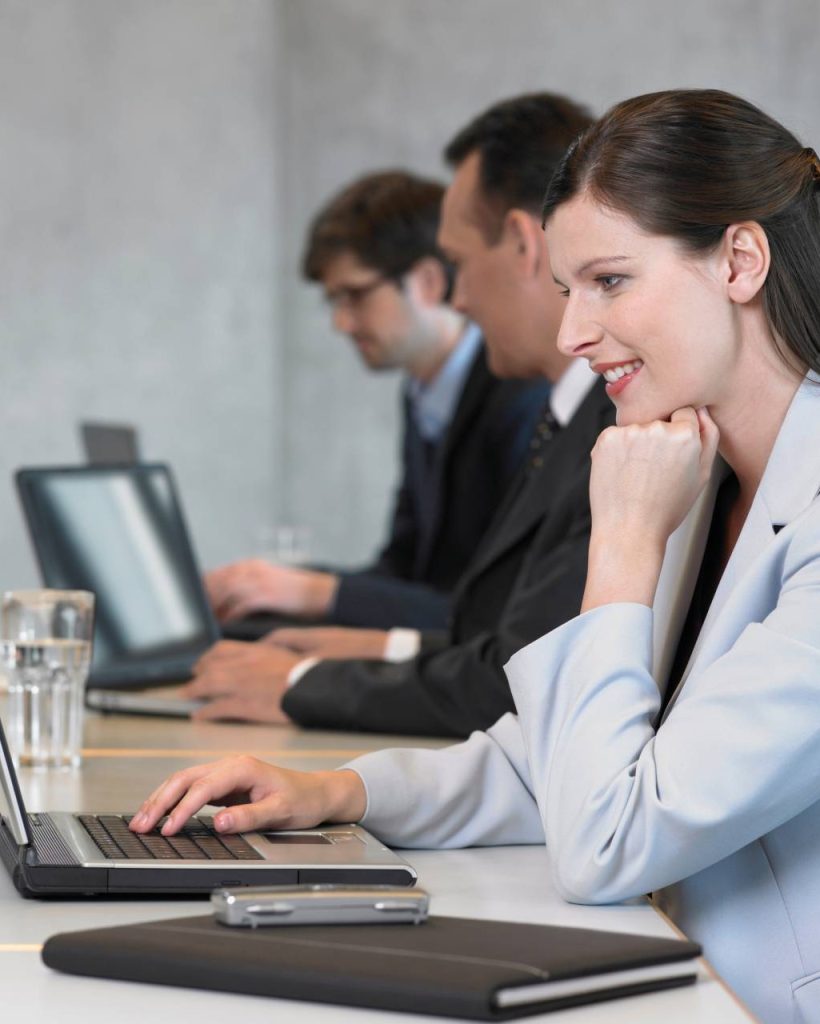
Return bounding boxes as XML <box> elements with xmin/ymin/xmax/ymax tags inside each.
<box><xmin>3</xmin><ymin>0</ymin><xmax>820</xmax><ymax>585</ymax></box>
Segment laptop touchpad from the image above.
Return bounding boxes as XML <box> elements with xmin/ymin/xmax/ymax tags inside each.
<box><xmin>261</xmin><ymin>833</ymin><xmax>333</xmax><ymax>845</ymax></box>
<box><xmin>260</xmin><ymin>832</ymin><xmax>364</xmax><ymax>846</ymax></box>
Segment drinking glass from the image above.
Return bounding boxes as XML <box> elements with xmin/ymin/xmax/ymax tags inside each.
<box><xmin>0</xmin><ymin>590</ymin><xmax>95</xmax><ymax>770</ymax></box>
<box><xmin>256</xmin><ymin>525</ymin><xmax>312</xmax><ymax>567</ymax></box>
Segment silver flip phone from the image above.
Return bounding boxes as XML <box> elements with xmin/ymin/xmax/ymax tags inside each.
<box><xmin>211</xmin><ymin>883</ymin><xmax>429</xmax><ymax>927</ymax></box>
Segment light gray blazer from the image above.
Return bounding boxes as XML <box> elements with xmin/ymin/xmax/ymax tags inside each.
<box><xmin>351</xmin><ymin>374</ymin><xmax>820</xmax><ymax>1024</ymax></box>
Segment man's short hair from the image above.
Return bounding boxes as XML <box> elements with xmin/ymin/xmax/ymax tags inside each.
<box><xmin>443</xmin><ymin>93</ymin><xmax>594</xmax><ymax>239</ymax></box>
<box><xmin>302</xmin><ymin>170</ymin><xmax>451</xmax><ymax>286</ymax></box>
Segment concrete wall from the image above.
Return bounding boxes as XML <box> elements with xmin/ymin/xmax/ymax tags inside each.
<box><xmin>0</xmin><ymin>0</ymin><xmax>281</xmax><ymax>585</ymax></box>
<box><xmin>3</xmin><ymin>0</ymin><xmax>820</xmax><ymax>585</ymax></box>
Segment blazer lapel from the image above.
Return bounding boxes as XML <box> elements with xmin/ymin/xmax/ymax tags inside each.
<box><xmin>651</xmin><ymin>461</ymin><xmax>724</xmax><ymax>694</ymax></box>
<box><xmin>457</xmin><ymin>379</ymin><xmax>611</xmax><ymax>589</ymax></box>
<box><xmin>660</xmin><ymin>373</ymin><xmax>820</xmax><ymax>716</ymax></box>
<box><xmin>413</xmin><ymin>343</ymin><xmax>491</xmax><ymax>576</ymax></box>
<box><xmin>431</xmin><ymin>342</ymin><xmax>491</xmax><ymax>469</ymax></box>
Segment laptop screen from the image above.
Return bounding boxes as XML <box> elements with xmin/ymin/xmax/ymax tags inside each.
<box><xmin>0</xmin><ymin>717</ymin><xmax>32</xmax><ymax>846</ymax></box>
<box><xmin>16</xmin><ymin>464</ymin><xmax>219</xmax><ymax>685</ymax></box>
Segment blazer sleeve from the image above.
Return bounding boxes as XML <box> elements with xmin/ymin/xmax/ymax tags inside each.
<box><xmin>505</xmin><ymin>500</ymin><xmax>820</xmax><ymax>906</ymax></box>
<box><xmin>346</xmin><ymin>712</ymin><xmax>544</xmax><ymax>849</ymax></box>
<box><xmin>280</xmin><ymin>492</ymin><xmax>593</xmax><ymax>736</ymax></box>
<box><xmin>330</xmin><ymin>575</ymin><xmax>450</xmax><ymax>630</ymax></box>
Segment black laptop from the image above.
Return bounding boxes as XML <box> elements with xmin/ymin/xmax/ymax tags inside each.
<box><xmin>0</xmin><ymin>715</ymin><xmax>416</xmax><ymax>898</ymax></box>
<box><xmin>80</xmin><ymin>422</ymin><xmax>140</xmax><ymax>465</ymax></box>
<box><xmin>16</xmin><ymin>463</ymin><xmax>220</xmax><ymax>691</ymax></box>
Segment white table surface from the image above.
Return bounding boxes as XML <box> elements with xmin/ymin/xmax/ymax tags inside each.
<box><xmin>0</xmin><ymin>706</ymin><xmax>753</xmax><ymax>1022</ymax></box>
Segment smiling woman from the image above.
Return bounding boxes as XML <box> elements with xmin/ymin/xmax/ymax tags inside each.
<box><xmin>128</xmin><ymin>90</ymin><xmax>820</xmax><ymax>1024</ymax></box>
<box><xmin>505</xmin><ymin>90</ymin><xmax>820</xmax><ymax>1022</ymax></box>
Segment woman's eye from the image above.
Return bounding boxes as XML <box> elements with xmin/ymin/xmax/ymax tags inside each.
<box><xmin>558</xmin><ymin>288</ymin><xmax>570</xmax><ymax>298</ymax></box>
<box><xmin>597</xmin><ymin>274</ymin><xmax>624</xmax><ymax>292</ymax></box>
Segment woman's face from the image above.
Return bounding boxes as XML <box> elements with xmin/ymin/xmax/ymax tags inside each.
<box><xmin>546</xmin><ymin>192</ymin><xmax>739</xmax><ymax>426</ymax></box>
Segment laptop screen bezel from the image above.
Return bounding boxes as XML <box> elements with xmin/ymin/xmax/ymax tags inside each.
<box><xmin>0</xmin><ymin>717</ymin><xmax>33</xmax><ymax>847</ymax></box>
<box><xmin>15</xmin><ymin>462</ymin><xmax>221</xmax><ymax>683</ymax></box>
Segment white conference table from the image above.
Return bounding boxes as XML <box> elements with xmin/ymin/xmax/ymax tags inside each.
<box><xmin>0</xmin><ymin>707</ymin><xmax>753</xmax><ymax>1023</ymax></box>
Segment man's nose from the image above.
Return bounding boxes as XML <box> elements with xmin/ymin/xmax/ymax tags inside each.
<box><xmin>449</xmin><ymin>273</ymin><xmax>469</xmax><ymax>316</ymax></box>
<box><xmin>332</xmin><ymin>303</ymin><xmax>356</xmax><ymax>334</ymax></box>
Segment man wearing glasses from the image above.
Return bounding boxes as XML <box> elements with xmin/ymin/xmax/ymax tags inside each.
<box><xmin>206</xmin><ymin>170</ymin><xmax>548</xmax><ymax>634</ymax></box>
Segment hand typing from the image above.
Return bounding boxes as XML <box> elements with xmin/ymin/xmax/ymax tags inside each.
<box><xmin>179</xmin><ymin>640</ymin><xmax>303</xmax><ymax>723</ymax></box>
<box><xmin>204</xmin><ymin>559</ymin><xmax>338</xmax><ymax>622</ymax></box>
<box><xmin>129</xmin><ymin>756</ymin><xmax>367</xmax><ymax>836</ymax></box>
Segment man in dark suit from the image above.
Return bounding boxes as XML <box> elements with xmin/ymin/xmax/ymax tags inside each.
<box><xmin>182</xmin><ymin>93</ymin><xmax>612</xmax><ymax>735</ymax></box>
<box><xmin>206</xmin><ymin>171</ymin><xmax>547</xmax><ymax>632</ymax></box>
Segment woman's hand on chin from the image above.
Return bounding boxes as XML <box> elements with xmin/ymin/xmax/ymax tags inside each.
<box><xmin>582</xmin><ymin>406</ymin><xmax>720</xmax><ymax>611</ymax></box>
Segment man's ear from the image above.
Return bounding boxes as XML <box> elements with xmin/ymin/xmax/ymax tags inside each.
<box><xmin>724</xmin><ymin>222</ymin><xmax>770</xmax><ymax>304</ymax></box>
<box><xmin>502</xmin><ymin>209</ymin><xmax>544</xmax><ymax>278</ymax></box>
<box><xmin>407</xmin><ymin>257</ymin><xmax>450</xmax><ymax>305</ymax></box>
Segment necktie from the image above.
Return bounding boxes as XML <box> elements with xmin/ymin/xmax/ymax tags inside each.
<box><xmin>526</xmin><ymin>404</ymin><xmax>560</xmax><ymax>474</ymax></box>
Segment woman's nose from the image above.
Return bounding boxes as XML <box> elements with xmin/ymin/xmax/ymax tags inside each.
<box><xmin>556</xmin><ymin>295</ymin><xmax>602</xmax><ymax>358</ymax></box>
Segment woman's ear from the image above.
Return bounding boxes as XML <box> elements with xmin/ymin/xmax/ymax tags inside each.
<box><xmin>502</xmin><ymin>208</ymin><xmax>544</xmax><ymax>278</ymax></box>
<box><xmin>407</xmin><ymin>257</ymin><xmax>449</xmax><ymax>305</ymax></box>
<box><xmin>724</xmin><ymin>222</ymin><xmax>770</xmax><ymax>304</ymax></box>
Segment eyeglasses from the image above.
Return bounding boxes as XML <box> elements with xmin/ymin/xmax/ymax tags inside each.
<box><xmin>324</xmin><ymin>274</ymin><xmax>395</xmax><ymax>310</ymax></box>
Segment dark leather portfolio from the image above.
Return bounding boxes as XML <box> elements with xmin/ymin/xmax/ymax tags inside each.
<box><xmin>41</xmin><ymin>913</ymin><xmax>701</xmax><ymax>1020</ymax></box>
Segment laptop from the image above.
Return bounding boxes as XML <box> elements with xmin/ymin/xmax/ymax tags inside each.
<box><xmin>80</xmin><ymin>422</ymin><xmax>140</xmax><ymax>465</ymax></box>
<box><xmin>16</xmin><ymin>463</ymin><xmax>220</xmax><ymax>693</ymax></box>
<box><xmin>0</xmin><ymin>715</ymin><xmax>417</xmax><ymax>897</ymax></box>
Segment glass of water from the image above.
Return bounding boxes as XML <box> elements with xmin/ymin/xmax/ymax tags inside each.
<box><xmin>0</xmin><ymin>590</ymin><xmax>94</xmax><ymax>770</ymax></box>
<box><xmin>256</xmin><ymin>524</ymin><xmax>312</xmax><ymax>567</ymax></box>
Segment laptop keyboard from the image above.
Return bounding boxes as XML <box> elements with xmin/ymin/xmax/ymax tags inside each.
<box><xmin>76</xmin><ymin>814</ymin><xmax>263</xmax><ymax>861</ymax></box>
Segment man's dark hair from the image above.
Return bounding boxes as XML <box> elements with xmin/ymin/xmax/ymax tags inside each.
<box><xmin>302</xmin><ymin>170</ymin><xmax>451</xmax><ymax>287</ymax></box>
<box><xmin>444</xmin><ymin>92</ymin><xmax>593</xmax><ymax>239</ymax></box>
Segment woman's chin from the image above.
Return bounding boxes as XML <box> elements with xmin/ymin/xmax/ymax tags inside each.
<box><xmin>614</xmin><ymin>407</ymin><xmax>647</xmax><ymax>427</ymax></box>
<box><xmin>614</xmin><ymin>400</ymin><xmax>679</xmax><ymax>428</ymax></box>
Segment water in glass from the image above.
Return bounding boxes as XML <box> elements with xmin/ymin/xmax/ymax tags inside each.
<box><xmin>2</xmin><ymin>637</ymin><xmax>91</xmax><ymax>769</ymax></box>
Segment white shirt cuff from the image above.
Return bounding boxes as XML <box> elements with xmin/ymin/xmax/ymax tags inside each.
<box><xmin>287</xmin><ymin>629</ymin><xmax>420</xmax><ymax>687</ymax></box>
<box><xmin>383</xmin><ymin>628</ymin><xmax>421</xmax><ymax>662</ymax></box>
<box><xmin>287</xmin><ymin>656</ymin><xmax>320</xmax><ymax>687</ymax></box>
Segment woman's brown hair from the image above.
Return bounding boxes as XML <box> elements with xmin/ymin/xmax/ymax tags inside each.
<box><xmin>542</xmin><ymin>89</ymin><xmax>820</xmax><ymax>375</ymax></box>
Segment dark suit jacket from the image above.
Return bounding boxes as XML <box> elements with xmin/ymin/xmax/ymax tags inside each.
<box><xmin>329</xmin><ymin>343</ymin><xmax>549</xmax><ymax>630</ymax></box>
<box><xmin>283</xmin><ymin>379</ymin><xmax>615</xmax><ymax>736</ymax></box>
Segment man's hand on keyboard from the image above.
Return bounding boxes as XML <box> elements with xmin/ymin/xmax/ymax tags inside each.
<box><xmin>128</xmin><ymin>756</ymin><xmax>367</xmax><ymax>836</ymax></box>
<box><xmin>178</xmin><ymin>640</ymin><xmax>301</xmax><ymax>724</ymax></box>
<box><xmin>205</xmin><ymin>559</ymin><xmax>339</xmax><ymax>622</ymax></box>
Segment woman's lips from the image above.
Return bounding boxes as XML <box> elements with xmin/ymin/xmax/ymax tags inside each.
<box><xmin>604</xmin><ymin>364</ymin><xmax>642</xmax><ymax>397</ymax></box>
